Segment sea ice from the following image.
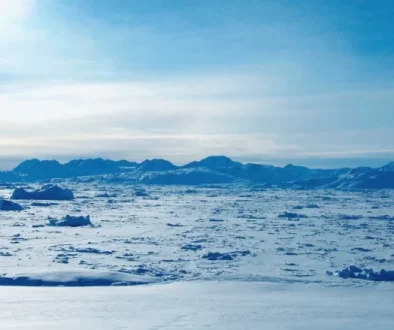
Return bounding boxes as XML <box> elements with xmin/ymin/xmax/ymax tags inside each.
<box><xmin>0</xmin><ymin>199</ymin><xmax>24</xmax><ymax>211</ymax></box>
<box><xmin>48</xmin><ymin>215</ymin><xmax>92</xmax><ymax>227</ymax></box>
<box><xmin>11</xmin><ymin>185</ymin><xmax>75</xmax><ymax>201</ymax></box>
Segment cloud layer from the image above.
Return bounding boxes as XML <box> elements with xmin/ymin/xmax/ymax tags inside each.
<box><xmin>0</xmin><ymin>0</ymin><xmax>393</xmax><ymax>168</ymax></box>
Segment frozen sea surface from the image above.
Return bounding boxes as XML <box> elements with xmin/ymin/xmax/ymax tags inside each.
<box><xmin>1</xmin><ymin>184</ymin><xmax>393</xmax><ymax>285</ymax></box>
<box><xmin>1</xmin><ymin>184</ymin><xmax>394</xmax><ymax>328</ymax></box>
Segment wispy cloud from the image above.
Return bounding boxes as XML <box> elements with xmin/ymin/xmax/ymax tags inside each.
<box><xmin>1</xmin><ymin>73</ymin><xmax>393</xmax><ymax>165</ymax></box>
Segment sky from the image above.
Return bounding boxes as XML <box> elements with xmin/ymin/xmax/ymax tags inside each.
<box><xmin>0</xmin><ymin>0</ymin><xmax>394</xmax><ymax>169</ymax></box>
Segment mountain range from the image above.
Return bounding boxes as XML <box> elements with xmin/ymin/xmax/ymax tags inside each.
<box><xmin>1</xmin><ymin>156</ymin><xmax>393</xmax><ymax>189</ymax></box>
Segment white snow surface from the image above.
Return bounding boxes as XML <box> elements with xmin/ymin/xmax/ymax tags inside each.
<box><xmin>0</xmin><ymin>281</ymin><xmax>393</xmax><ymax>329</ymax></box>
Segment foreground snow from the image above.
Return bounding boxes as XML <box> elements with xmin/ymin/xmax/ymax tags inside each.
<box><xmin>0</xmin><ymin>281</ymin><xmax>393</xmax><ymax>330</ymax></box>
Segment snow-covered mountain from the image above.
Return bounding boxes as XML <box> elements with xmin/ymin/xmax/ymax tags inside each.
<box><xmin>1</xmin><ymin>156</ymin><xmax>394</xmax><ymax>188</ymax></box>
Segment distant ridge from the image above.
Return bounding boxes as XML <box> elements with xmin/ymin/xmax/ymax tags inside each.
<box><xmin>1</xmin><ymin>156</ymin><xmax>393</xmax><ymax>189</ymax></box>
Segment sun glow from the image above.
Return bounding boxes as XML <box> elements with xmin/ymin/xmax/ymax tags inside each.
<box><xmin>0</xmin><ymin>0</ymin><xmax>31</xmax><ymax>19</ymax></box>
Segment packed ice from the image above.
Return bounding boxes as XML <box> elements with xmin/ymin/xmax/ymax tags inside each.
<box><xmin>0</xmin><ymin>156</ymin><xmax>393</xmax><ymax>288</ymax></box>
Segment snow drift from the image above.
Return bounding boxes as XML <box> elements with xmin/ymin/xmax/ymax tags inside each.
<box><xmin>0</xmin><ymin>269</ymin><xmax>157</xmax><ymax>287</ymax></box>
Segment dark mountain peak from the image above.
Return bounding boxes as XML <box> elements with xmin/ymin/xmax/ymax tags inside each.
<box><xmin>348</xmin><ymin>166</ymin><xmax>373</xmax><ymax>175</ymax></box>
<box><xmin>12</xmin><ymin>158</ymin><xmax>123</xmax><ymax>180</ymax></box>
<box><xmin>138</xmin><ymin>159</ymin><xmax>177</xmax><ymax>172</ymax></box>
<box><xmin>0</xmin><ymin>171</ymin><xmax>21</xmax><ymax>183</ymax></box>
<box><xmin>115</xmin><ymin>160</ymin><xmax>139</xmax><ymax>168</ymax></box>
<box><xmin>66</xmin><ymin>158</ymin><xmax>104</xmax><ymax>165</ymax></box>
<box><xmin>201</xmin><ymin>155</ymin><xmax>233</xmax><ymax>162</ymax></box>
<box><xmin>380</xmin><ymin>162</ymin><xmax>394</xmax><ymax>172</ymax></box>
<box><xmin>282</xmin><ymin>164</ymin><xmax>311</xmax><ymax>177</ymax></box>
<box><xmin>64</xmin><ymin>158</ymin><xmax>121</xmax><ymax>176</ymax></box>
<box><xmin>245</xmin><ymin>163</ymin><xmax>275</xmax><ymax>169</ymax></box>
<box><xmin>13</xmin><ymin>159</ymin><xmax>64</xmax><ymax>180</ymax></box>
<box><xmin>13</xmin><ymin>159</ymin><xmax>61</xmax><ymax>173</ymax></box>
<box><xmin>64</xmin><ymin>159</ymin><xmax>84</xmax><ymax>167</ymax></box>
<box><xmin>284</xmin><ymin>164</ymin><xmax>308</xmax><ymax>170</ymax></box>
<box><xmin>13</xmin><ymin>158</ymin><xmax>40</xmax><ymax>168</ymax></box>
<box><xmin>184</xmin><ymin>155</ymin><xmax>241</xmax><ymax>169</ymax></box>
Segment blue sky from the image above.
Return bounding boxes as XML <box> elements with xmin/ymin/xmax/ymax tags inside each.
<box><xmin>0</xmin><ymin>0</ymin><xmax>393</xmax><ymax>168</ymax></box>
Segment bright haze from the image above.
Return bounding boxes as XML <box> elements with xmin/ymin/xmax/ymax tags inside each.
<box><xmin>1</xmin><ymin>0</ymin><xmax>393</xmax><ymax>169</ymax></box>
